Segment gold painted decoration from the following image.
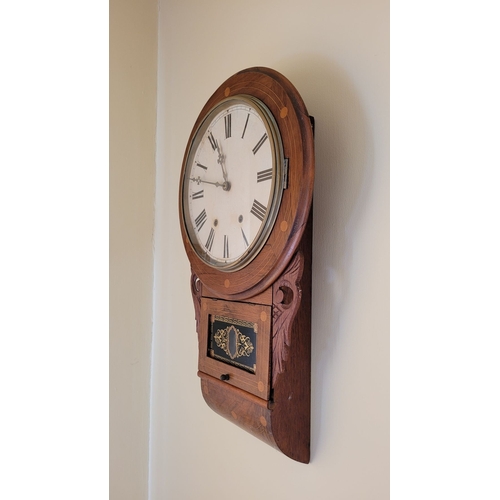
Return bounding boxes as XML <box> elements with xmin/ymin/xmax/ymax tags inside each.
<box><xmin>214</xmin><ymin>325</ymin><xmax>254</xmax><ymax>360</ymax></box>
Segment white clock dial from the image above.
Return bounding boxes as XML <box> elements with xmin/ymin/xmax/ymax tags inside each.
<box><xmin>182</xmin><ymin>96</ymin><xmax>284</xmax><ymax>271</ymax></box>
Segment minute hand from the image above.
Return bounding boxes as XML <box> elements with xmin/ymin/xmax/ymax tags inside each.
<box><xmin>189</xmin><ymin>176</ymin><xmax>225</xmax><ymax>188</ymax></box>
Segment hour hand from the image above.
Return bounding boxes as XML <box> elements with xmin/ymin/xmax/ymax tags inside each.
<box><xmin>215</xmin><ymin>143</ymin><xmax>228</xmax><ymax>182</ymax></box>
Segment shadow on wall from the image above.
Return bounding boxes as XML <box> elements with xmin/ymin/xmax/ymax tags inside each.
<box><xmin>279</xmin><ymin>54</ymin><xmax>374</xmax><ymax>460</ymax></box>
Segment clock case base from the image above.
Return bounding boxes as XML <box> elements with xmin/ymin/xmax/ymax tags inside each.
<box><xmin>191</xmin><ymin>211</ymin><xmax>312</xmax><ymax>464</ymax></box>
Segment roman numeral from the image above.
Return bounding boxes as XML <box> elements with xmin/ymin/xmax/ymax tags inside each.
<box><xmin>205</xmin><ymin>228</ymin><xmax>215</xmax><ymax>252</ymax></box>
<box><xmin>250</xmin><ymin>199</ymin><xmax>267</xmax><ymax>222</ymax></box>
<box><xmin>194</xmin><ymin>209</ymin><xmax>207</xmax><ymax>231</ymax></box>
<box><xmin>224</xmin><ymin>114</ymin><xmax>231</xmax><ymax>139</ymax></box>
<box><xmin>208</xmin><ymin>131</ymin><xmax>217</xmax><ymax>151</ymax></box>
<box><xmin>241</xmin><ymin>113</ymin><xmax>250</xmax><ymax>139</ymax></box>
<box><xmin>241</xmin><ymin>228</ymin><xmax>249</xmax><ymax>248</ymax></box>
<box><xmin>257</xmin><ymin>168</ymin><xmax>273</xmax><ymax>183</ymax></box>
<box><xmin>252</xmin><ymin>133</ymin><xmax>268</xmax><ymax>155</ymax></box>
<box><xmin>223</xmin><ymin>235</ymin><xmax>229</xmax><ymax>258</ymax></box>
<box><xmin>196</xmin><ymin>162</ymin><xmax>207</xmax><ymax>170</ymax></box>
<box><xmin>191</xmin><ymin>190</ymin><xmax>204</xmax><ymax>200</ymax></box>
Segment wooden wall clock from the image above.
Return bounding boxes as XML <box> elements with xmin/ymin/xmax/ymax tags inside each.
<box><xmin>179</xmin><ymin>67</ymin><xmax>314</xmax><ymax>463</ymax></box>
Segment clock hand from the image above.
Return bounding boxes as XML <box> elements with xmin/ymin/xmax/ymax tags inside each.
<box><xmin>189</xmin><ymin>176</ymin><xmax>225</xmax><ymax>188</ymax></box>
<box><xmin>190</xmin><ymin>176</ymin><xmax>231</xmax><ymax>192</ymax></box>
<box><xmin>215</xmin><ymin>142</ymin><xmax>228</xmax><ymax>182</ymax></box>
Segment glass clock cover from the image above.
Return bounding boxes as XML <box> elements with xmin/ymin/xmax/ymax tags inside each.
<box><xmin>181</xmin><ymin>96</ymin><xmax>284</xmax><ymax>271</ymax></box>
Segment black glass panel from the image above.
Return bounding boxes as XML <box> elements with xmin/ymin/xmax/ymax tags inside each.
<box><xmin>208</xmin><ymin>315</ymin><xmax>257</xmax><ymax>373</ymax></box>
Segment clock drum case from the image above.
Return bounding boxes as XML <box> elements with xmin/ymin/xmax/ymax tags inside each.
<box><xmin>179</xmin><ymin>67</ymin><xmax>314</xmax><ymax>463</ymax></box>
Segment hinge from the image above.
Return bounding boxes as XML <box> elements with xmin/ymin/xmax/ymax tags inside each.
<box><xmin>283</xmin><ymin>158</ymin><xmax>289</xmax><ymax>189</ymax></box>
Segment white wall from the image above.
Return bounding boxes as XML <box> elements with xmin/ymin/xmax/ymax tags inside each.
<box><xmin>150</xmin><ymin>0</ymin><xmax>388</xmax><ymax>498</ymax></box>
<box><xmin>109</xmin><ymin>0</ymin><xmax>157</xmax><ymax>498</ymax></box>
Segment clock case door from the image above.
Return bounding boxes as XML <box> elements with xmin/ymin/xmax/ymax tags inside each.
<box><xmin>198</xmin><ymin>297</ymin><xmax>272</xmax><ymax>400</ymax></box>
<box><xmin>181</xmin><ymin>67</ymin><xmax>314</xmax><ymax>464</ymax></box>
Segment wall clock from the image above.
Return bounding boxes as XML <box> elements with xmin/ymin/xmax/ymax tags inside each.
<box><xmin>179</xmin><ymin>67</ymin><xmax>314</xmax><ymax>463</ymax></box>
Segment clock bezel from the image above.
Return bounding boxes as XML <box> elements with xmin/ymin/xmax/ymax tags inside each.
<box><xmin>179</xmin><ymin>67</ymin><xmax>314</xmax><ymax>300</ymax></box>
<box><xmin>180</xmin><ymin>95</ymin><xmax>285</xmax><ymax>272</ymax></box>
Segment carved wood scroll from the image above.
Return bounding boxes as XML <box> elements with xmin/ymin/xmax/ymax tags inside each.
<box><xmin>271</xmin><ymin>252</ymin><xmax>304</xmax><ymax>385</ymax></box>
<box><xmin>190</xmin><ymin>272</ymin><xmax>202</xmax><ymax>333</ymax></box>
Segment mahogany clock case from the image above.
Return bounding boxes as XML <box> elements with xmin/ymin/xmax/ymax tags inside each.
<box><xmin>179</xmin><ymin>67</ymin><xmax>314</xmax><ymax>463</ymax></box>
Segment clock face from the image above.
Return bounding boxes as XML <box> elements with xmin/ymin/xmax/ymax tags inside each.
<box><xmin>181</xmin><ymin>96</ymin><xmax>284</xmax><ymax>271</ymax></box>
